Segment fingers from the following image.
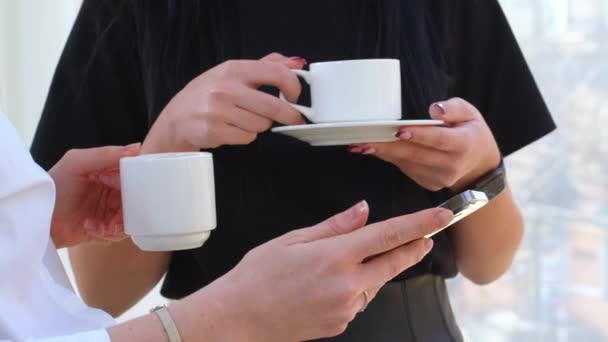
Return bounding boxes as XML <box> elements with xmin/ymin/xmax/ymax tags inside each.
<box><xmin>356</xmin><ymin>285</ymin><xmax>383</xmax><ymax>313</ymax></box>
<box><xmin>284</xmin><ymin>201</ymin><xmax>370</xmax><ymax>244</ymax></box>
<box><xmin>186</xmin><ymin>113</ymin><xmax>258</xmax><ymax>148</ymax></box>
<box><xmin>106</xmin><ymin>208</ymin><xmax>125</xmax><ymax>234</ymax></box>
<box><xmin>64</xmin><ymin>143</ymin><xmax>141</xmax><ymax>175</ymax></box>
<box><xmin>348</xmin><ymin>143</ymin><xmax>400</xmax><ymax>166</ymax></box>
<box><xmin>261</xmin><ymin>52</ymin><xmax>307</xmax><ymax>69</ymax></box>
<box><xmin>260</xmin><ymin>52</ymin><xmax>292</xmax><ymax>63</ymax></box>
<box><xmin>85</xmin><ymin>190</ymin><xmax>128</xmax><ymax>243</ymax></box>
<box><xmin>339</xmin><ymin>208</ymin><xmax>452</xmax><ymax>260</ymax></box>
<box><xmin>368</xmin><ymin>286</ymin><xmax>382</xmax><ymax>300</ymax></box>
<box><xmin>84</xmin><ymin>218</ymin><xmax>129</xmax><ymax>242</ymax></box>
<box><xmin>352</xmin><ymin>141</ymin><xmax>451</xmax><ymax>168</ymax></box>
<box><xmin>355</xmin><ymin>142</ymin><xmax>470</xmax><ymax>190</ymax></box>
<box><xmin>215</xmin><ymin>123</ymin><xmax>258</xmax><ymax>146</ymax></box>
<box><xmin>232</xmin><ymin>86</ymin><xmax>305</xmax><ymax>126</ymax></box>
<box><xmin>429</xmin><ymin>98</ymin><xmax>479</xmax><ymax>124</ymax></box>
<box><xmin>359</xmin><ymin>238</ymin><xmax>433</xmax><ymax>289</ymax></box>
<box><xmin>225</xmin><ymin>105</ymin><xmax>274</xmax><ymax>133</ymax></box>
<box><xmin>98</xmin><ymin>170</ymin><xmax>121</xmax><ymax>190</ymax></box>
<box><xmin>395</xmin><ymin>126</ymin><xmax>468</xmax><ymax>152</ymax></box>
<box><xmin>221</xmin><ymin>58</ymin><xmax>303</xmax><ymax>104</ymax></box>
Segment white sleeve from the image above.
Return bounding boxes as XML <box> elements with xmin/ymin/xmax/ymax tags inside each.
<box><xmin>24</xmin><ymin>329</ymin><xmax>111</xmax><ymax>342</ymax></box>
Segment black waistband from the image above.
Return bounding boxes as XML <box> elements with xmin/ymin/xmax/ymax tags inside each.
<box><xmin>313</xmin><ymin>275</ymin><xmax>464</xmax><ymax>342</ymax></box>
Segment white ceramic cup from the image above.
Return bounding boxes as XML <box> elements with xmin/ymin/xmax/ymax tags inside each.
<box><xmin>120</xmin><ymin>152</ymin><xmax>216</xmax><ymax>251</ymax></box>
<box><xmin>280</xmin><ymin>59</ymin><xmax>402</xmax><ymax>123</ymax></box>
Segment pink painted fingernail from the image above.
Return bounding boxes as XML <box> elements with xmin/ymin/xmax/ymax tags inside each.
<box><xmin>362</xmin><ymin>147</ymin><xmax>376</xmax><ymax>155</ymax></box>
<box><xmin>289</xmin><ymin>56</ymin><xmax>308</xmax><ymax>65</ymax></box>
<box><xmin>433</xmin><ymin>103</ymin><xmax>447</xmax><ymax>115</ymax></box>
<box><xmin>397</xmin><ymin>130</ymin><xmax>412</xmax><ymax>140</ymax></box>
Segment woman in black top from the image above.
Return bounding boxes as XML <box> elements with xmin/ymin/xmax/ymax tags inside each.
<box><xmin>32</xmin><ymin>1</ymin><xmax>556</xmax><ymax>341</ymax></box>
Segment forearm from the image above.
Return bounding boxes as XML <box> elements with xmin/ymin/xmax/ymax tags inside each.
<box><xmin>108</xmin><ymin>280</ymin><xmax>259</xmax><ymax>342</ymax></box>
<box><xmin>107</xmin><ymin>308</ymin><xmax>215</xmax><ymax>342</ymax></box>
<box><xmin>106</xmin><ymin>313</ymin><xmax>168</xmax><ymax>342</ymax></box>
<box><xmin>69</xmin><ymin>239</ymin><xmax>170</xmax><ymax>317</ymax></box>
<box><xmin>449</xmin><ymin>183</ymin><xmax>524</xmax><ymax>284</ymax></box>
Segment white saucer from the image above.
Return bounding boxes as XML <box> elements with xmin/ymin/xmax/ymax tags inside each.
<box><xmin>271</xmin><ymin>119</ymin><xmax>444</xmax><ymax>146</ymax></box>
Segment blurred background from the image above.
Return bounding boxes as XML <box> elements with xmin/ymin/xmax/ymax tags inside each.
<box><xmin>1</xmin><ymin>1</ymin><xmax>606</xmax><ymax>341</ymax></box>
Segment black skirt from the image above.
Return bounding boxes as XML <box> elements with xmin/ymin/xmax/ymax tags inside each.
<box><xmin>314</xmin><ymin>275</ymin><xmax>464</xmax><ymax>342</ymax></box>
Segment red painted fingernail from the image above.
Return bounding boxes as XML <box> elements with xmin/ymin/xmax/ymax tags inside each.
<box><xmin>289</xmin><ymin>56</ymin><xmax>308</xmax><ymax>65</ymax></box>
<box><xmin>433</xmin><ymin>103</ymin><xmax>447</xmax><ymax>115</ymax></box>
<box><xmin>362</xmin><ymin>147</ymin><xmax>376</xmax><ymax>155</ymax></box>
<box><xmin>348</xmin><ymin>146</ymin><xmax>365</xmax><ymax>153</ymax></box>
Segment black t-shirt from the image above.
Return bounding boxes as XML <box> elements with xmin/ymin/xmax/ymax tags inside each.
<box><xmin>31</xmin><ymin>0</ymin><xmax>555</xmax><ymax>300</ymax></box>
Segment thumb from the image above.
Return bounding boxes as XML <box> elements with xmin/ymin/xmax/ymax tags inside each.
<box><xmin>68</xmin><ymin>143</ymin><xmax>141</xmax><ymax>175</ymax></box>
<box><xmin>297</xmin><ymin>201</ymin><xmax>370</xmax><ymax>243</ymax></box>
<box><xmin>429</xmin><ymin>98</ymin><xmax>478</xmax><ymax>124</ymax></box>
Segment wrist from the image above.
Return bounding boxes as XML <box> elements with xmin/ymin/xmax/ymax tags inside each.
<box><xmin>171</xmin><ymin>276</ymin><xmax>264</xmax><ymax>342</ymax></box>
<box><xmin>142</xmin><ymin>115</ymin><xmax>198</xmax><ymax>154</ymax></box>
<box><xmin>208</xmin><ymin>275</ymin><xmax>270</xmax><ymax>342</ymax></box>
<box><xmin>450</xmin><ymin>145</ymin><xmax>501</xmax><ymax>193</ymax></box>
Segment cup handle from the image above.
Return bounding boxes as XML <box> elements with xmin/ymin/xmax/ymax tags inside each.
<box><xmin>279</xmin><ymin>69</ymin><xmax>314</xmax><ymax>122</ymax></box>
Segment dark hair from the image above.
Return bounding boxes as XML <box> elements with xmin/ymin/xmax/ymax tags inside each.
<box><xmin>128</xmin><ymin>0</ymin><xmax>448</xmax><ymax>119</ymax></box>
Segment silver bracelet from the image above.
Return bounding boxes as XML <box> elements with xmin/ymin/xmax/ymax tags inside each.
<box><xmin>151</xmin><ymin>305</ymin><xmax>183</xmax><ymax>342</ymax></box>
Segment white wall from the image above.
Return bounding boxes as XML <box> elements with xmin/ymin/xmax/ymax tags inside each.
<box><xmin>0</xmin><ymin>0</ymin><xmax>81</xmax><ymax>143</ymax></box>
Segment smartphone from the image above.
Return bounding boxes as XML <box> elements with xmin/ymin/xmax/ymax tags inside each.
<box><xmin>425</xmin><ymin>190</ymin><xmax>489</xmax><ymax>238</ymax></box>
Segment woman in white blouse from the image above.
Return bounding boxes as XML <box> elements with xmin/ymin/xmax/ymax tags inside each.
<box><xmin>0</xmin><ymin>110</ymin><xmax>451</xmax><ymax>342</ymax></box>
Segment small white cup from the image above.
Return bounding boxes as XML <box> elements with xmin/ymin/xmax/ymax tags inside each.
<box><xmin>281</xmin><ymin>59</ymin><xmax>402</xmax><ymax>123</ymax></box>
<box><xmin>120</xmin><ymin>152</ymin><xmax>216</xmax><ymax>251</ymax></box>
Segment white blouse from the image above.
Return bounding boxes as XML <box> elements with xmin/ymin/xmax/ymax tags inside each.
<box><xmin>0</xmin><ymin>112</ymin><xmax>115</xmax><ymax>341</ymax></box>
